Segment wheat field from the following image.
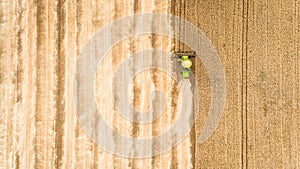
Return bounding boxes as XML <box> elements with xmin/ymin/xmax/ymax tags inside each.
<box><xmin>1</xmin><ymin>0</ymin><xmax>299</xmax><ymax>168</ymax></box>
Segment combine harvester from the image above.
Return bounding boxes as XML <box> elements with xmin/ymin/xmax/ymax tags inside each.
<box><xmin>173</xmin><ymin>52</ymin><xmax>196</xmax><ymax>79</ymax></box>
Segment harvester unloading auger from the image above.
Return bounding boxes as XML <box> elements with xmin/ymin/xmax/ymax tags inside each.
<box><xmin>173</xmin><ymin>52</ymin><xmax>196</xmax><ymax>79</ymax></box>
